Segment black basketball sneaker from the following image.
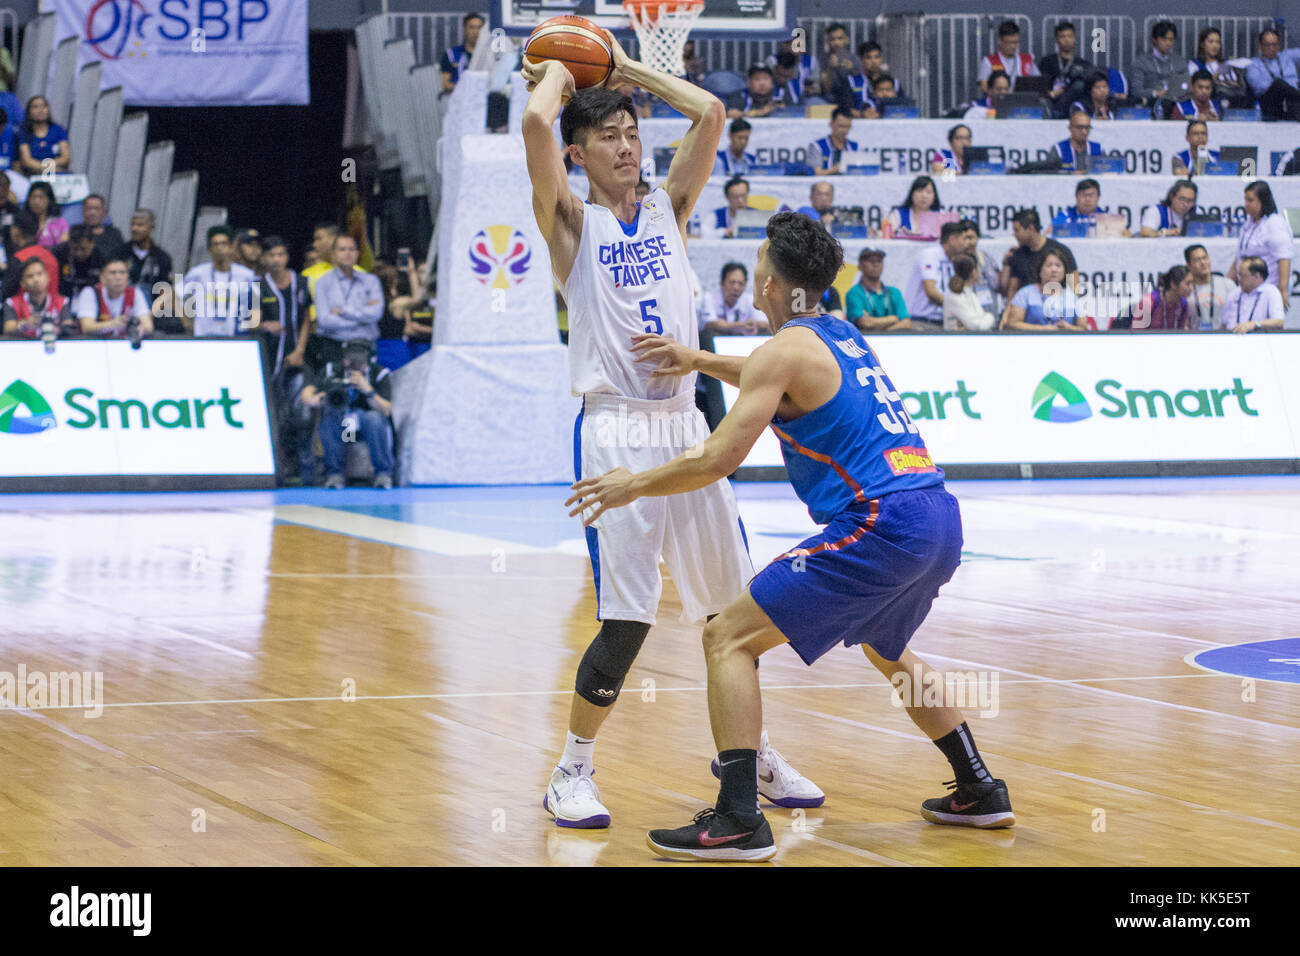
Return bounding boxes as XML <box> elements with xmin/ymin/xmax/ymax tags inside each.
<box><xmin>921</xmin><ymin>778</ymin><xmax>1015</xmax><ymax>828</ymax></box>
<box><xmin>646</xmin><ymin>808</ymin><xmax>777</xmax><ymax>862</ymax></box>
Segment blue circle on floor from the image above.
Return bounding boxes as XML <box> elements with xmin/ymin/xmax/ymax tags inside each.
<box><xmin>1190</xmin><ymin>638</ymin><xmax>1300</xmax><ymax>684</ymax></box>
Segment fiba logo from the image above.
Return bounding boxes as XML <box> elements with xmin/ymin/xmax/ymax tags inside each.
<box><xmin>468</xmin><ymin>225</ymin><xmax>532</xmax><ymax>289</ymax></box>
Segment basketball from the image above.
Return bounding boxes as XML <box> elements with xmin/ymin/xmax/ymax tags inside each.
<box><xmin>523</xmin><ymin>15</ymin><xmax>615</xmax><ymax>90</ymax></box>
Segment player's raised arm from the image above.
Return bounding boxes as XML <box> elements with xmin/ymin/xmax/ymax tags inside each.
<box><xmin>566</xmin><ymin>340</ymin><xmax>795</xmax><ymax>522</ymax></box>
<box><xmin>521</xmin><ymin>59</ymin><xmax>580</xmax><ymax>245</ymax></box>
<box><xmin>600</xmin><ymin>31</ymin><xmax>724</xmax><ymax>225</ymax></box>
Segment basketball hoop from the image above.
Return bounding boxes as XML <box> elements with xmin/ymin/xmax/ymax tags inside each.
<box><xmin>622</xmin><ymin>0</ymin><xmax>704</xmax><ymax>77</ymax></box>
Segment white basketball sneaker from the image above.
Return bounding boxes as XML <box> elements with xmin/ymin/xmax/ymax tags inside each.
<box><xmin>711</xmin><ymin>730</ymin><xmax>826</xmax><ymax>809</ymax></box>
<box><xmin>543</xmin><ymin>767</ymin><xmax>611</xmax><ymax>829</ymax></box>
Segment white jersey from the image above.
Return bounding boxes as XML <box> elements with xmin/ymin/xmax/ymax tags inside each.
<box><xmin>561</xmin><ymin>187</ymin><xmax>697</xmax><ymax>400</ymax></box>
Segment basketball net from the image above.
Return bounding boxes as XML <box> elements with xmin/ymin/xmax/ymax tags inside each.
<box><xmin>622</xmin><ymin>0</ymin><xmax>704</xmax><ymax>77</ymax></box>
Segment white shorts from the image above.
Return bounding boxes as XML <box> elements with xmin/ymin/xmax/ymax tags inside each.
<box><xmin>575</xmin><ymin>390</ymin><xmax>754</xmax><ymax>626</ymax></box>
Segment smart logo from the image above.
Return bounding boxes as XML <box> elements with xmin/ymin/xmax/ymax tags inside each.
<box><xmin>1031</xmin><ymin>372</ymin><xmax>1092</xmax><ymax>423</ymax></box>
<box><xmin>0</xmin><ymin>380</ymin><xmax>57</xmax><ymax>435</ymax></box>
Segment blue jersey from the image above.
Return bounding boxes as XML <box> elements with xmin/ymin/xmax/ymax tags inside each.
<box><xmin>772</xmin><ymin>314</ymin><xmax>943</xmax><ymax>524</ymax></box>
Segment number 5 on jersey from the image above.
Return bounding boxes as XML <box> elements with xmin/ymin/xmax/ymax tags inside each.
<box><xmin>640</xmin><ymin>299</ymin><xmax>663</xmax><ymax>335</ymax></box>
<box><xmin>856</xmin><ymin>365</ymin><xmax>918</xmax><ymax>434</ymax></box>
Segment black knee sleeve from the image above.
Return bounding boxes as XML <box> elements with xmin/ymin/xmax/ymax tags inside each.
<box><xmin>574</xmin><ymin>619</ymin><xmax>650</xmax><ymax>707</ymax></box>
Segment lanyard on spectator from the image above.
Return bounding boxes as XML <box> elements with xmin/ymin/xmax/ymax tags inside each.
<box><xmin>1193</xmin><ymin>282</ymin><xmax>1215</xmax><ymax>324</ymax></box>
<box><xmin>1244</xmin><ymin>290</ymin><xmax>1261</xmax><ymax>326</ymax></box>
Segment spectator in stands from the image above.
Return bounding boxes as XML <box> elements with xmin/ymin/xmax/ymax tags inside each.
<box><xmin>713</xmin><ymin>117</ymin><xmax>756</xmax><ymax>176</ymax></box>
<box><xmin>767</xmin><ymin>39</ymin><xmax>817</xmax><ymax>98</ymax></box>
<box><xmin>796</xmin><ymin>181</ymin><xmax>835</xmax><ymax>227</ymax></box>
<box><xmin>401</xmin><ymin>261</ymin><xmax>434</xmax><ymax>361</ymax></box>
<box><xmin>300</xmin><ymin>340</ymin><xmax>395</xmax><ymax>489</ymax></box>
<box><xmin>710</xmin><ymin>176</ymin><xmax>750</xmax><ymax>238</ymax></box>
<box><xmin>807</xmin><ymin>108</ymin><xmax>859</xmax><ymax>175</ymax></box>
<box><xmin>818</xmin><ymin>283</ymin><xmax>845</xmax><ymax>321</ymax></box>
<box><xmin>1229</xmin><ymin>181</ymin><xmax>1292</xmax><ymax>310</ymax></box>
<box><xmin>1223</xmin><ymin>256</ymin><xmax>1286</xmax><ymax>333</ymax></box>
<box><xmin>1</xmin><ymin>258</ymin><xmax>77</xmax><ymax>339</ymax></box>
<box><xmin>0</xmin><ymin>107</ymin><xmax>16</xmax><ymax>170</ymax></box>
<box><xmin>441</xmin><ymin>12</ymin><xmax>485</xmax><ymax>93</ymax></box>
<box><xmin>1183</xmin><ymin>243</ymin><xmax>1236</xmax><ymax>330</ymax></box>
<box><xmin>1070</xmin><ymin>72</ymin><xmax>1117</xmax><ymax>121</ymax></box>
<box><xmin>883</xmin><ymin>175</ymin><xmax>941</xmax><ymax>237</ymax></box>
<box><xmin>25</xmin><ymin>181</ymin><xmax>67</xmax><ymax>249</ymax></box>
<box><xmin>74</xmin><ymin>254</ymin><xmax>153</xmax><ymax>339</ymax></box>
<box><xmin>1131</xmin><ymin>266</ymin><xmax>1193</xmax><ymax>330</ymax></box>
<box><xmin>1001</xmin><ymin>208</ymin><xmax>1078</xmax><ymax>302</ymax></box>
<box><xmin>964</xmin><ymin>69</ymin><xmax>1011</xmax><ymax>120</ymax></box>
<box><xmin>1246</xmin><ymin>29</ymin><xmax>1300</xmax><ymax>122</ymax></box>
<box><xmin>903</xmin><ymin>221</ymin><xmax>966</xmax><ymax>331</ymax></box>
<box><xmin>54</xmin><ymin>224</ymin><xmax>102</xmax><ymax>300</ymax></box>
<box><xmin>1190</xmin><ymin>28</ymin><xmax>1250</xmax><ymax>107</ymax></box>
<box><xmin>871</xmin><ymin>75</ymin><xmax>899</xmax><ymax>104</ymax></box>
<box><xmin>119</xmin><ymin>209</ymin><xmax>173</xmax><ymax>306</ymax></box>
<box><xmin>943</xmin><ymin>254</ymin><xmax>998</xmax><ymax>331</ymax></box>
<box><xmin>979</xmin><ymin>21</ymin><xmax>1038</xmax><ymax>93</ymax></box>
<box><xmin>0</xmin><ymin>170</ymin><xmax>17</xmax><ymax>261</ymax></box>
<box><xmin>3</xmin><ymin>210</ymin><xmax>59</xmax><ymax>299</ymax></box>
<box><xmin>303</xmin><ymin>246</ymin><xmax>320</xmax><ymax>270</ymax></box>
<box><xmin>771</xmin><ymin>52</ymin><xmax>805</xmax><ymax>109</ymax></box>
<box><xmin>848</xmin><ymin>42</ymin><xmax>889</xmax><ymax>117</ymax></box>
<box><xmin>1173</xmin><ymin>70</ymin><xmax>1220</xmax><ymax>121</ymax></box>
<box><xmin>259</xmin><ymin>235</ymin><xmax>312</xmax><ymax>377</ymax></box>
<box><xmin>1040</xmin><ymin>22</ymin><xmax>1093</xmax><ymax>118</ymax></box>
<box><xmin>683</xmin><ymin>41</ymin><xmax>708</xmax><ymax>87</ymax></box>
<box><xmin>1171</xmin><ymin>120</ymin><xmax>1219</xmax><ymax>177</ymax></box>
<box><xmin>1054</xmin><ymin>113</ymin><xmax>1102</xmax><ymax>171</ymax></box>
<box><xmin>80</xmin><ymin>194</ymin><xmax>123</xmax><ymax>258</ymax></box>
<box><xmin>818</xmin><ymin>22</ymin><xmax>853</xmax><ymax>95</ymax></box>
<box><xmin>930</xmin><ymin>124</ymin><xmax>971</xmax><ymax>175</ymax></box>
<box><xmin>184</xmin><ymin>225</ymin><xmax>260</xmax><ymax>337</ymax></box>
<box><xmin>303</xmin><ymin>224</ymin><xmax>368</xmax><ymax>331</ymax></box>
<box><xmin>376</xmin><ymin>256</ymin><xmax>433</xmax><ymax>367</ymax></box>
<box><xmin>17</xmin><ymin>96</ymin><xmax>69</xmax><ymax>176</ymax></box>
<box><xmin>847</xmin><ymin>247</ymin><xmax>909</xmax><ymax>332</ymax></box>
<box><xmin>1139</xmin><ymin>180</ymin><xmax>1198</xmax><ymax>237</ymax></box>
<box><xmin>1051</xmin><ymin>178</ymin><xmax>1129</xmax><ymax>235</ymax></box>
<box><xmin>726</xmin><ymin>65</ymin><xmax>778</xmax><ymax>118</ymax></box>
<box><xmin>234</xmin><ymin>229</ymin><xmax>264</xmax><ymax>275</ymax></box>
<box><xmin>957</xmin><ymin>219</ymin><xmax>1007</xmax><ymax>315</ymax></box>
<box><xmin>1131</xmin><ymin>21</ymin><xmax>1189</xmax><ymax>107</ymax></box>
<box><xmin>1001</xmin><ymin>248</ymin><xmax>1089</xmax><ymax>331</ymax></box>
<box><xmin>699</xmin><ymin>262</ymin><xmax>762</xmax><ymax>335</ymax></box>
<box><xmin>313</xmin><ymin>234</ymin><xmax>384</xmax><ymax>345</ymax></box>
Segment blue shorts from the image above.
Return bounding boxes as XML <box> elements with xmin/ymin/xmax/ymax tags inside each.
<box><xmin>749</xmin><ymin>486</ymin><xmax>963</xmax><ymax>665</ymax></box>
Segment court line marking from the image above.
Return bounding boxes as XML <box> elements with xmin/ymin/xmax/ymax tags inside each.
<box><xmin>271</xmin><ymin>505</ymin><xmax>548</xmax><ymax>556</ymax></box>
<box><xmin>0</xmin><ymin>672</ymin><xmax>1230</xmax><ymax>713</ymax></box>
<box><xmin>48</xmin><ymin>588</ymin><xmax>255</xmax><ymax>660</ymax></box>
<box><xmin>922</xmin><ymin>651</ymin><xmax>1300</xmax><ymax>734</ymax></box>
<box><xmin>800</xmin><ymin>708</ymin><xmax>1300</xmax><ymax>837</ymax></box>
<box><xmin>1182</xmin><ymin>645</ymin><xmax>1300</xmax><ymax>687</ymax></box>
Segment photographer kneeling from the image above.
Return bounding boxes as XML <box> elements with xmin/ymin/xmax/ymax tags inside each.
<box><xmin>299</xmin><ymin>340</ymin><xmax>395</xmax><ymax>490</ymax></box>
<box><xmin>75</xmin><ymin>255</ymin><xmax>153</xmax><ymax>345</ymax></box>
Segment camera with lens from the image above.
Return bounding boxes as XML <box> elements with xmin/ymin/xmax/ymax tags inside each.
<box><xmin>323</xmin><ymin>340</ymin><xmax>374</xmax><ymax>407</ymax></box>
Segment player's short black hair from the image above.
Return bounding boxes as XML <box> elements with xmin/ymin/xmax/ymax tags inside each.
<box><xmin>1186</xmin><ymin>118</ymin><xmax>1207</xmax><ymax>135</ymax></box>
<box><xmin>262</xmin><ymin>234</ymin><xmax>288</xmax><ymax>253</ymax></box>
<box><xmin>1055</xmin><ymin>21</ymin><xmax>1077</xmax><ymax>37</ymax></box>
<box><xmin>747</xmin><ymin>64</ymin><xmax>773</xmax><ymax>79</ymax></box>
<box><xmin>207</xmin><ymin>224</ymin><xmax>234</xmax><ymax>244</ymax></box>
<box><xmin>997</xmin><ymin>21</ymin><xmax>1020</xmax><ymax>39</ymax></box>
<box><xmin>723</xmin><ymin>175</ymin><xmax>749</xmax><ymax>197</ymax></box>
<box><xmin>720</xmin><ymin>261</ymin><xmax>747</xmax><ymax>283</ymax></box>
<box><xmin>1013</xmin><ymin>208</ymin><xmax>1041</xmax><ymax>231</ymax></box>
<box><xmin>958</xmin><ymin>218</ymin><xmax>980</xmax><ymax>236</ymax></box>
<box><xmin>825</xmin><ymin>22</ymin><xmax>848</xmax><ymax>37</ymax></box>
<box><xmin>1076</xmin><ymin>178</ymin><xmax>1100</xmax><ymax>195</ymax></box>
<box><xmin>560</xmin><ymin>87</ymin><xmax>638</xmax><ymax>147</ymax></box>
<box><xmin>858</xmin><ymin>40</ymin><xmax>882</xmax><ymax>58</ymax></box>
<box><xmin>764</xmin><ymin>212</ymin><xmax>843</xmax><ymax>301</ymax></box>
<box><xmin>1190</xmin><ymin>69</ymin><xmax>1214</xmax><ymax>86</ymax></box>
<box><xmin>101</xmin><ymin>252</ymin><xmax>131</xmax><ymax>270</ymax></box>
<box><xmin>871</xmin><ymin>73</ymin><xmax>895</xmax><ymax>91</ymax></box>
<box><xmin>68</xmin><ymin>223</ymin><xmax>92</xmax><ymax>243</ymax></box>
<box><xmin>729</xmin><ymin>117</ymin><xmax>751</xmax><ymax>135</ymax></box>
<box><xmin>1183</xmin><ymin>243</ymin><xmax>1207</xmax><ymax>263</ymax></box>
<box><xmin>831</xmin><ymin>106</ymin><xmax>853</xmax><ymax>122</ymax></box>
<box><xmin>463</xmin><ymin>12</ymin><xmax>484</xmax><ymax>26</ymax></box>
<box><xmin>1151</xmin><ymin>20</ymin><xmax>1176</xmax><ymax>41</ymax></box>
<box><xmin>775</xmin><ymin>51</ymin><xmax>797</xmax><ymax>69</ymax></box>
<box><xmin>939</xmin><ymin>221</ymin><xmax>965</xmax><ymax>244</ymax></box>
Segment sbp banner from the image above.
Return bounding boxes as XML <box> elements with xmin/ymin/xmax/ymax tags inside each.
<box><xmin>0</xmin><ymin>340</ymin><xmax>274</xmax><ymax>479</ymax></box>
<box><xmin>715</xmin><ymin>333</ymin><xmax>1300</xmax><ymax>471</ymax></box>
<box><xmin>53</xmin><ymin>0</ymin><xmax>308</xmax><ymax>106</ymax></box>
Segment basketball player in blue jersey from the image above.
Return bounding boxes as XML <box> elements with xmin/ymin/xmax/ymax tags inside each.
<box><xmin>522</xmin><ymin>37</ymin><xmax>822</xmax><ymax>829</ymax></box>
<box><xmin>569</xmin><ymin>212</ymin><xmax>1015</xmax><ymax>861</ymax></box>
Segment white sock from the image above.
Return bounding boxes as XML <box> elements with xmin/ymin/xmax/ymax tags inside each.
<box><xmin>558</xmin><ymin>732</ymin><xmax>596</xmax><ymax>777</ymax></box>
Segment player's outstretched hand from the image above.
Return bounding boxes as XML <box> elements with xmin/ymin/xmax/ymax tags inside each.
<box><xmin>522</xmin><ymin>58</ymin><xmax>576</xmax><ymax>102</ymax></box>
<box><xmin>566</xmin><ymin>467</ymin><xmax>638</xmax><ymax>525</ymax></box>
<box><xmin>630</xmin><ymin>333</ymin><xmax>695</xmax><ymax>377</ymax></box>
<box><xmin>600</xmin><ymin>28</ymin><xmax>635</xmax><ymax>90</ymax></box>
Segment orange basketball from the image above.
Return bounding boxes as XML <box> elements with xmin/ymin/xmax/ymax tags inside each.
<box><xmin>523</xmin><ymin>15</ymin><xmax>614</xmax><ymax>90</ymax></box>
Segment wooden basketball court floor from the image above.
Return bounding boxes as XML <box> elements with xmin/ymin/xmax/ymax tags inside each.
<box><xmin>1</xmin><ymin>475</ymin><xmax>1297</xmax><ymax>867</ymax></box>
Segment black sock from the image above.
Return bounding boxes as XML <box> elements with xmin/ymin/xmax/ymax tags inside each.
<box><xmin>715</xmin><ymin>748</ymin><xmax>759</xmax><ymax>816</ymax></box>
<box><xmin>932</xmin><ymin>722</ymin><xmax>994</xmax><ymax>786</ymax></box>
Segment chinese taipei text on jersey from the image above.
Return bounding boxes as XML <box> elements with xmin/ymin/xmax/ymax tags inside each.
<box><xmin>749</xmin><ymin>313</ymin><xmax>964</xmax><ymax>663</ymax></box>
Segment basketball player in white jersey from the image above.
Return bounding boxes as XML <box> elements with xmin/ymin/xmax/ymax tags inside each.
<box><xmin>522</xmin><ymin>34</ymin><xmax>823</xmax><ymax>827</ymax></box>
